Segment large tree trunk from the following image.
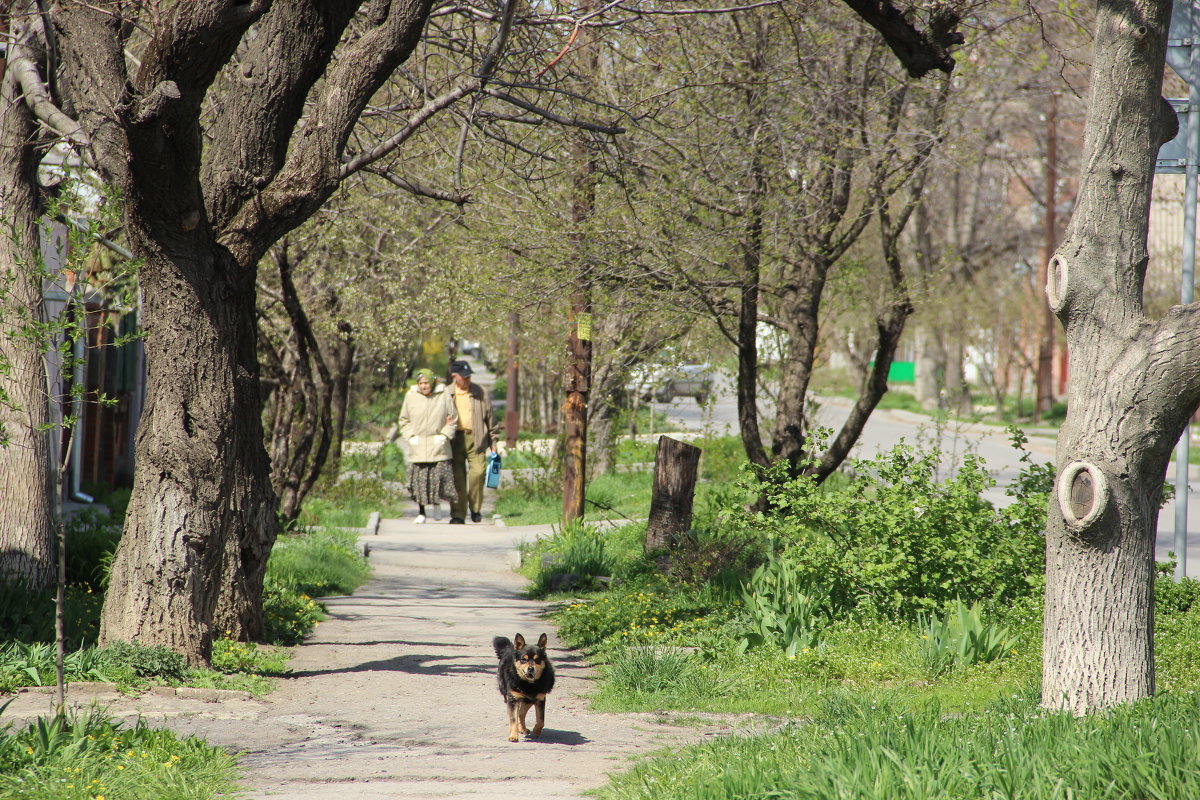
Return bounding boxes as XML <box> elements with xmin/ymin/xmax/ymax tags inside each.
<box><xmin>772</xmin><ymin>274</ymin><xmax>824</xmax><ymax>469</ymax></box>
<box><xmin>1041</xmin><ymin>0</ymin><xmax>1200</xmax><ymax>713</ymax></box>
<box><xmin>0</xmin><ymin>59</ymin><xmax>55</xmax><ymax>588</ymax></box>
<box><xmin>101</xmin><ymin>242</ymin><xmax>277</xmax><ymax>662</ymax></box>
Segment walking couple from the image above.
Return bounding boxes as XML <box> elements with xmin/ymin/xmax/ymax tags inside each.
<box><xmin>396</xmin><ymin>360</ymin><xmax>499</xmax><ymax>524</ymax></box>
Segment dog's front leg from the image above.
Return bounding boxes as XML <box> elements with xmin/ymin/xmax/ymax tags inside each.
<box><xmin>506</xmin><ymin>699</ymin><xmax>521</xmax><ymax>742</ymax></box>
<box><xmin>531</xmin><ymin>696</ymin><xmax>546</xmax><ymax>738</ymax></box>
<box><xmin>517</xmin><ymin>700</ymin><xmax>532</xmax><ymax>734</ymax></box>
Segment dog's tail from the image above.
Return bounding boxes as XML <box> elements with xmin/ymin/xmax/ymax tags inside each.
<box><xmin>493</xmin><ymin>636</ymin><xmax>513</xmax><ymax>660</ymax></box>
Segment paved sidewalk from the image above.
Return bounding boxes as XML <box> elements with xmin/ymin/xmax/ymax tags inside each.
<box><xmin>7</xmin><ymin>514</ymin><xmax>707</xmax><ymax>799</ymax></box>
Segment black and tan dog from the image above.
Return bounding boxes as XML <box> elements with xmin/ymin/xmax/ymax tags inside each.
<box><xmin>493</xmin><ymin>633</ymin><xmax>555</xmax><ymax>742</ymax></box>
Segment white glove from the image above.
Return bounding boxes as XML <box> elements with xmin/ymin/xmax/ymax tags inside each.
<box><xmin>409</xmin><ymin>436</ymin><xmax>420</xmax><ymax>446</ymax></box>
<box><xmin>434</xmin><ymin>434</ymin><xmax>447</xmax><ymax>444</ymax></box>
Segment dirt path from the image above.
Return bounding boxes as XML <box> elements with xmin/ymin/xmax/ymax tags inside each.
<box><xmin>7</xmin><ymin>516</ymin><xmax>716</xmax><ymax>799</ymax></box>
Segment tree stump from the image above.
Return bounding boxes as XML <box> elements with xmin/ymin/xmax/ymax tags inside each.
<box><xmin>644</xmin><ymin>436</ymin><xmax>702</xmax><ymax>556</ymax></box>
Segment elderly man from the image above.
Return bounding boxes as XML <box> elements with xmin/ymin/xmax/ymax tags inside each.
<box><xmin>447</xmin><ymin>360</ymin><xmax>500</xmax><ymax>523</ymax></box>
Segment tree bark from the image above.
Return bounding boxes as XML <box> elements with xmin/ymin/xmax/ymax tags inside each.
<box><xmin>914</xmin><ymin>327</ymin><xmax>943</xmax><ymax>410</ymax></box>
<box><xmin>644</xmin><ymin>436</ymin><xmax>702</xmax><ymax>553</ymax></box>
<box><xmin>44</xmin><ymin>0</ymin><xmax>434</xmax><ymax>661</ymax></box>
<box><xmin>1035</xmin><ymin>92</ymin><xmax>1058</xmax><ymax>422</ymax></box>
<box><xmin>100</xmin><ymin>240</ymin><xmax>276</xmax><ymax>661</ymax></box>
<box><xmin>0</xmin><ymin>46</ymin><xmax>55</xmax><ymax>588</ymax></box>
<box><xmin>1041</xmin><ymin>0</ymin><xmax>1200</xmax><ymax>713</ymax></box>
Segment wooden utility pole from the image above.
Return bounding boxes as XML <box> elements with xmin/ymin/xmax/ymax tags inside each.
<box><xmin>562</xmin><ymin>172</ymin><xmax>594</xmax><ymax>521</ymax></box>
<box><xmin>1035</xmin><ymin>92</ymin><xmax>1057</xmax><ymax>421</ymax></box>
<box><xmin>505</xmin><ymin>311</ymin><xmax>520</xmax><ymax>449</ymax></box>
<box><xmin>562</xmin><ymin>0</ymin><xmax>596</xmax><ymax>522</ymax></box>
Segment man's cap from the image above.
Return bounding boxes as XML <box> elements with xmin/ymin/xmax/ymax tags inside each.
<box><xmin>449</xmin><ymin>360</ymin><xmax>473</xmax><ymax>376</ymax></box>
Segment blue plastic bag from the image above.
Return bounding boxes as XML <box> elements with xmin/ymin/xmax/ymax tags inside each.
<box><xmin>485</xmin><ymin>452</ymin><xmax>502</xmax><ymax>489</ymax></box>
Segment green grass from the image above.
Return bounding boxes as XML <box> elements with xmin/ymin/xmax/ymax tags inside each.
<box><xmin>299</xmin><ymin>475</ymin><xmax>407</xmax><ymax>528</ymax></box>
<box><xmin>0</xmin><ymin>526</ymin><xmax>366</xmax><ymax>694</ymax></box>
<box><xmin>266</xmin><ymin>527</ymin><xmax>372</xmax><ymax>598</ymax></box>
<box><xmin>0</xmin><ymin>707</ymin><xmax>239</xmax><ymax>800</ymax></box>
<box><xmin>497</xmin><ymin>470</ymin><xmax>655</xmax><ymax>525</ymax></box>
<box><xmin>599</xmin><ymin>690</ymin><xmax>1200</xmax><ymax>800</ymax></box>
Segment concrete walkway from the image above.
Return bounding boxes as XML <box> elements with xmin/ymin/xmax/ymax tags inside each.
<box><xmin>6</xmin><ymin>514</ymin><xmax>710</xmax><ymax>799</ymax></box>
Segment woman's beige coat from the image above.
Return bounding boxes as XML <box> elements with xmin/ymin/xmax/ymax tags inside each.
<box><xmin>397</xmin><ymin>384</ymin><xmax>457</xmax><ymax>463</ymax></box>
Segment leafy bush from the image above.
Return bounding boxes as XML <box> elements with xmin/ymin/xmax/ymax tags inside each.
<box><xmin>263</xmin><ymin>579</ymin><xmax>325</xmax><ymax>645</ymax></box>
<box><xmin>0</xmin><ymin>644</ymin><xmax>111</xmax><ymax>692</ymax></box>
<box><xmin>0</xmin><ymin>582</ymin><xmax>103</xmax><ymax>648</ymax></box>
<box><xmin>97</xmin><ymin>640</ymin><xmax>190</xmax><ymax>684</ymax></box>
<box><xmin>0</xmin><ymin>706</ymin><xmax>238</xmax><ymax>800</ymax></box>
<box><xmin>916</xmin><ymin>599</ymin><xmax>1018</xmax><ymax>675</ymax></box>
<box><xmin>754</xmin><ymin>437</ymin><xmax>1046</xmax><ymax>616</ymax></box>
<box><xmin>209</xmin><ymin>638</ymin><xmax>289</xmax><ymax>675</ymax></box>
<box><xmin>738</xmin><ymin>555</ymin><xmax>829</xmax><ymax>657</ymax></box>
<box><xmin>63</xmin><ymin>509</ymin><xmax>123</xmax><ymax>590</ymax></box>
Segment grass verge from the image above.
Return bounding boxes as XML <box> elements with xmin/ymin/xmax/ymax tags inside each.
<box><xmin>0</xmin><ymin>706</ymin><xmax>239</xmax><ymax>800</ymax></box>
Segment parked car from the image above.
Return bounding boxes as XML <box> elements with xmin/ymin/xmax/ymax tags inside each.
<box><xmin>639</xmin><ymin>364</ymin><xmax>713</xmax><ymax>405</ymax></box>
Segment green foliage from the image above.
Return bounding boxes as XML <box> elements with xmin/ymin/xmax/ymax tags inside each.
<box><xmin>338</xmin><ymin>442</ymin><xmax>407</xmax><ymax>482</ymax></box>
<box><xmin>0</xmin><ymin>582</ymin><xmax>103</xmax><ymax>648</ymax></box>
<box><xmin>554</xmin><ymin>583</ymin><xmax>736</xmax><ymax>654</ymax></box>
<box><xmin>916</xmin><ymin>598</ymin><xmax>1019</xmax><ymax>675</ymax></box>
<box><xmin>209</xmin><ymin>638</ymin><xmax>289</xmax><ymax>675</ymax></box>
<box><xmin>528</xmin><ymin>520</ymin><xmax>616</xmax><ymax>595</ymax></box>
<box><xmin>301</xmin><ymin>474</ymin><xmax>407</xmax><ymax>527</ymax></box>
<box><xmin>263</xmin><ymin>579</ymin><xmax>325</xmax><ymax>646</ymax></box>
<box><xmin>600</xmin><ymin>646</ymin><xmax>730</xmax><ymax>698</ymax></box>
<box><xmin>754</xmin><ymin>438</ymin><xmax>1046</xmax><ymax>616</ymax></box>
<box><xmin>0</xmin><ymin>706</ymin><xmax>238</xmax><ymax>800</ymax></box>
<box><xmin>266</xmin><ymin>527</ymin><xmax>371</xmax><ymax>599</ymax></box>
<box><xmin>695</xmin><ymin>435</ymin><xmax>748</xmax><ymax>481</ymax></box>
<box><xmin>97</xmin><ymin>641</ymin><xmax>190</xmax><ymax>684</ymax></box>
<box><xmin>738</xmin><ymin>554</ymin><xmax>829</xmax><ymax>657</ymax></box>
<box><xmin>0</xmin><ymin>644</ymin><xmax>110</xmax><ymax>693</ymax></box>
<box><xmin>600</xmin><ymin>691</ymin><xmax>1200</xmax><ymax>800</ymax></box>
<box><xmin>63</xmin><ymin>509</ymin><xmax>123</xmax><ymax>590</ymax></box>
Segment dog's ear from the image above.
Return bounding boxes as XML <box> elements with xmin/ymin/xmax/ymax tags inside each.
<box><xmin>513</xmin><ymin>633</ymin><xmax>525</xmax><ymax>650</ymax></box>
<box><xmin>537</xmin><ymin>633</ymin><xmax>548</xmax><ymax>649</ymax></box>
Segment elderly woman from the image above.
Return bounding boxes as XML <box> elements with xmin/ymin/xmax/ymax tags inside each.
<box><xmin>397</xmin><ymin>369</ymin><xmax>459</xmax><ymax>523</ymax></box>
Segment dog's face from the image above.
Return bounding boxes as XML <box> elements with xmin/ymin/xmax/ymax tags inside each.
<box><xmin>512</xmin><ymin>633</ymin><xmax>548</xmax><ymax>682</ymax></box>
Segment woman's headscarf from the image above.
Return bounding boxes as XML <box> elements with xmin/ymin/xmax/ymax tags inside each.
<box><xmin>414</xmin><ymin>368</ymin><xmax>437</xmax><ymax>383</ymax></box>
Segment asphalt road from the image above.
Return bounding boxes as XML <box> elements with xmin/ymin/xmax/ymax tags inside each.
<box><xmin>659</xmin><ymin>376</ymin><xmax>1200</xmax><ymax>578</ymax></box>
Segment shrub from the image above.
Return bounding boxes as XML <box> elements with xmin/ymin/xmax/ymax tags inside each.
<box><xmin>753</xmin><ymin>436</ymin><xmax>1046</xmax><ymax>616</ymax></box>
<box><xmin>210</xmin><ymin>638</ymin><xmax>289</xmax><ymax>675</ymax></box>
<box><xmin>916</xmin><ymin>599</ymin><xmax>1018</xmax><ymax>675</ymax></box>
<box><xmin>63</xmin><ymin>508</ymin><xmax>123</xmax><ymax>590</ymax></box>
<box><xmin>98</xmin><ymin>640</ymin><xmax>190</xmax><ymax>684</ymax></box>
<box><xmin>263</xmin><ymin>579</ymin><xmax>324</xmax><ymax>645</ymax></box>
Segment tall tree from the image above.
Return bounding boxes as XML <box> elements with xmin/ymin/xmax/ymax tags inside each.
<box><xmin>1040</xmin><ymin>0</ymin><xmax>1200</xmax><ymax>713</ymax></box>
<box><xmin>0</xmin><ymin>25</ymin><xmax>54</xmax><ymax>588</ymax></box>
